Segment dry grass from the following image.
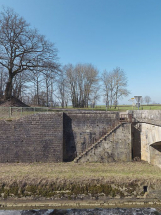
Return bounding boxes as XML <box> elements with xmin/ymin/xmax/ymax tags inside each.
<box><xmin>0</xmin><ymin>162</ymin><xmax>161</xmax><ymax>185</ymax></box>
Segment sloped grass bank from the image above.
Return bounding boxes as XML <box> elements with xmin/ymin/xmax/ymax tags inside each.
<box><xmin>0</xmin><ymin>162</ymin><xmax>160</xmax><ymax>200</ymax></box>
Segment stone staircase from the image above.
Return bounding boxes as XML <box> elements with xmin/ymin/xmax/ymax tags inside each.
<box><xmin>74</xmin><ymin>122</ymin><xmax>123</xmax><ymax>163</ymax></box>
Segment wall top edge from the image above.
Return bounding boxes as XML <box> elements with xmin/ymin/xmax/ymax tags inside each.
<box><xmin>63</xmin><ymin>111</ymin><xmax>119</xmax><ymax>114</ymax></box>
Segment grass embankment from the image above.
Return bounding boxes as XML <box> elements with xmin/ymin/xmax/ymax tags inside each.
<box><xmin>0</xmin><ymin>162</ymin><xmax>160</xmax><ymax>182</ymax></box>
<box><xmin>0</xmin><ymin>162</ymin><xmax>160</xmax><ymax>199</ymax></box>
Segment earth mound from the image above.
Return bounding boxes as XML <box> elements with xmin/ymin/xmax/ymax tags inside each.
<box><xmin>0</xmin><ymin>96</ymin><xmax>29</xmax><ymax>107</ymax></box>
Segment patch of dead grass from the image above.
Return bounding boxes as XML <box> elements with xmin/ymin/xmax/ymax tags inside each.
<box><xmin>0</xmin><ymin>162</ymin><xmax>160</xmax><ymax>185</ymax></box>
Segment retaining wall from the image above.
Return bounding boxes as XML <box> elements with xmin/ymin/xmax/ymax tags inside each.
<box><xmin>0</xmin><ymin>113</ymin><xmax>63</xmax><ymax>162</ymax></box>
<box><xmin>75</xmin><ymin>123</ymin><xmax>132</xmax><ymax>163</ymax></box>
<box><xmin>132</xmin><ymin>122</ymin><xmax>161</xmax><ymax>168</ymax></box>
<box><xmin>130</xmin><ymin>110</ymin><xmax>161</xmax><ymax>126</ymax></box>
<box><xmin>141</xmin><ymin>123</ymin><xmax>161</xmax><ymax>168</ymax></box>
<box><xmin>63</xmin><ymin>111</ymin><xmax>120</xmax><ymax>161</ymax></box>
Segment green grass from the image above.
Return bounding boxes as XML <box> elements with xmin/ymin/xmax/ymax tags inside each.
<box><xmin>1</xmin><ymin>105</ymin><xmax>161</xmax><ymax>120</ymax></box>
<box><xmin>60</xmin><ymin>105</ymin><xmax>161</xmax><ymax>112</ymax></box>
<box><xmin>60</xmin><ymin>104</ymin><xmax>161</xmax><ymax>111</ymax></box>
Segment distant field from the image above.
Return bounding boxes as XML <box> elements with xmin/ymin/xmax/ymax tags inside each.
<box><xmin>0</xmin><ymin>105</ymin><xmax>161</xmax><ymax>120</ymax></box>
<box><xmin>67</xmin><ymin>105</ymin><xmax>161</xmax><ymax>112</ymax></box>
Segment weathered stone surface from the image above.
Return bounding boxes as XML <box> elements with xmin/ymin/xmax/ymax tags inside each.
<box><xmin>63</xmin><ymin>111</ymin><xmax>120</xmax><ymax>161</ymax></box>
<box><xmin>75</xmin><ymin>123</ymin><xmax>131</xmax><ymax>163</ymax></box>
<box><xmin>0</xmin><ymin>111</ymin><xmax>120</xmax><ymax>163</ymax></box>
<box><xmin>131</xmin><ymin>120</ymin><xmax>161</xmax><ymax>169</ymax></box>
<box><xmin>140</xmin><ymin>123</ymin><xmax>161</xmax><ymax>168</ymax></box>
<box><xmin>0</xmin><ymin>113</ymin><xmax>63</xmax><ymax>162</ymax></box>
<box><xmin>0</xmin><ymin>110</ymin><xmax>161</xmax><ymax>166</ymax></box>
<box><xmin>130</xmin><ymin>110</ymin><xmax>161</xmax><ymax>126</ymax></box>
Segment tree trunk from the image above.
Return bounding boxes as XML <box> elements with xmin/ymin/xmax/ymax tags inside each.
<box><xmin>4</xmin><ymin>74</ymin><xmax>13</xmax><ymax>100</ymax></box>
<box><xmin>46</xmin><ymin>86</ymin><xmax>49</xmax><ymax>107</ymax></box>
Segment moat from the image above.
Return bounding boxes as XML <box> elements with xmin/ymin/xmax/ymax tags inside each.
<box><xmin>0</xmin><ymin>208</ymin><xmax>160</xmax><ymax>215</ymax></box>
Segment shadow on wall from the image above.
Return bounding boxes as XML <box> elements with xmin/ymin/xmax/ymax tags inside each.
<box><xmin>150</xmin><ymin>142</ymin><xmax>161</xmax><ymax>167</ymax></box>
<box><xmin>132</xmin><ymin>123</ymin><xmax>141</xmax><ymax>160</ymax></box>
<box><xmin>151</xmin><ymin>142</ymin><xmax>161</xmax><ymax>152</ymax></box>
<box><xmin>63</xmin><ymin>113</ymin><xmax>76</xmax><ymax>162</ymax></box>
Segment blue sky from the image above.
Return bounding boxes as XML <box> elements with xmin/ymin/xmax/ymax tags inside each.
<box><xmin>0</xmin><ymin>0</ymin><xmax>161</xmax><ymax>104</ymax></box>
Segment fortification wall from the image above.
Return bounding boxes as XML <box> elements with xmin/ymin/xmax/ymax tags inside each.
<box><xmin>132</xmin><ymin>122</ymin><xmax>161</xmax><ymax>168</ymax></box>
<box><xmin>130</xmin><ymin>110</ymin><xmax>161</xmax><ymax>126</ymax></box>
<box><xmin>3</xmin><ymin>110</ymin><xmax>161</xmax><ymax>165</ymax></box>
<box><xmin>131</xmin><ymin>123</ymin><xmax>141</xmax><ymax>159</ymax></box>
<box><xmin>63</xmin><ymin>111</ymin><xmax>120</xmax><ymax>161</ymax></box>
<box><xmin>0</xmin><ymin>113</ymin><xmax>63</xmax><ymax>162</ymax></box>
<box><xmin>140</xmin><ymin>123</ymin><xmax>161</xmax><ymax>168</ymax></box>
<box><xmin>75</xmin><ymin>123</ymin><xmax>132</xmax><ymax>163</ymax></box>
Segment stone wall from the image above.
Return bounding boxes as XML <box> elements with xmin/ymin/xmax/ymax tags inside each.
<box><xmin>131</xmin><ymin>123</ymin><xmax>141</xmax><ymax>159</ymax></box>
<box><xmin>0</xmin><ymin>111</ymin><xmax>120</xmax><ymax>163</ymax></box>
<box><xmin>0</xmin><ymin>113</ymin><xmax>63</xmax><ymax>162</ymax></box>
<box><xmin>132</xmin><ymin>122</ymin><xmax>161</xmax><ymax>168</ymax></box>
<box><xmin>75</xmin><ymin>123</ymin><xmax>132</xmax><ymax>163</ymax></box>
<box><xmin>2</xmin><ymin>110</ymin><xmax>161</xmax><ymax>165</ymax></box>
<box><xmin>129</xmin><ymin>110</ymin><xmax>161</xmax><ymax>126</ymax></box>
<box><xmin>63</xmin><ymin>111</ymin><xmax>120</xmax><ymax>161</ymax></box>
<box><xmin>140</xmin><ymin>123</ymin><xmax>161</xmax><ymax>168</ymax></box>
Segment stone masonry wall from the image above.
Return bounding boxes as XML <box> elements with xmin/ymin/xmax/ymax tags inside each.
<box><xmin>132</xmin><ymin>122</ymin><xmax>161</xmax><ymax>168</ymax></box>
<box><xmin>131</xmin><ymin>123</ymin><xmax>141</xmax><ymax>159</ymax></box>
<box><xmin>140</xmin><ymin>123</ymin><xmax>161</xmax><ymax>168</ymax></box>
<box><xmin>63</xmin><ymin>111</ymin><xmax>120</xmax><ymax>161</ymax></box>
<box><xmin>129</xmin><ymin>110</ymin><xmax>161</xmax><ymax>126</ymax></box>
<box><xmin>0</xmin><ymin>113</ymin><xmax>63</xmax><ymax>162</ymax></box>
<box><xmin>76</xmin><ymin>123</ymin><xmax>132</xmax><ymax>163</ymax></box>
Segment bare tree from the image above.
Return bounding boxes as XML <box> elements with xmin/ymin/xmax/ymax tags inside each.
<box><xmin>89</xmin><ymin>85</ymin><xmax>100</xmax><ymax>108</ymax></box>
<box><xmin>140</xmin><ymin>97</ymin><xmax>144</xmax><ymax>105</ymax></box>
<box><xmin>101</xmin><ymin>70</ymin><xmax>114</xmax><ymax>108</ymax></box>
<box><xmin>57</xmin><ymin>66</ymin><xmax>69</xmax><ymax>108</ymax></box>
<box><xmin>101</xmin><ymin>67</ymin><xmax>130</xmax><ymax>108</ymax></box>
<box><xmin>65</xmin><ymin>63</ymin><xmax>99</xmax><ymax>108</ymax></box>
<box><xmin>144</xmin><ymin>96</ymin><xmax>151</xmax><ymax>105</ymax></box>
<box><xmin>0</xmin><ymin>8</ymin><xmax>59</xmax><ymax>100</ymax></box>
<box><xmin>0</xmin><ymin>65</ymin><xmax>7</xmax><ymax>97</ymax></box>
<box><xmin>28</xmin><ymin>69</ymin><xmax>44</xmax><ymax>105</ymax></box>
<box><xmin>113</xmin><ymin>67</ymin><xmax>130</xmax><ymax>108</ymax></box>
<box><xmin>43</xmin><ymin>70</ymin><xmax>56</xmax><ymax>107</ymax></box>
<box><xmin>12</xmin><ymin>72</ymin><xmax>29</xmax><ymax>99</ymax></box>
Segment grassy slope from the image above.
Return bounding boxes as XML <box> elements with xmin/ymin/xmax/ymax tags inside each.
<box><xmin>1</xmin><ymin>162</ymin><xmax>161</xmax><ymax>184</ymax></box>
<box><xmin>0</xmin><ymin>162</ymin><xmax>160</xmax><ymax>200</ymax></box>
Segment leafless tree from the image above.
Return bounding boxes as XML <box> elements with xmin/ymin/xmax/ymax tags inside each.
<box><xmin>12</xmin><ymin>72</ymin><xmax>29</xmax><ymax>99</ymax></box>
<box><xmin>65</xmin><ymin>63</ymin><xmax>99</xmax><ymax>108</ymax></box>
<box><xmin>113</xmin><ymin>67</ymin><xmax>130</xmax><ymax>108</ymax></box>
<box><xmin>43</xmin><ymin>70</ymin><xmax>56</xmax><ymax>107</ymax></box>
<box><xmin>101</xmin><ymin>70</ymin><xmax>114</xmax><ymax>108</ymax></box>
<box><xmin>101</xmin><ymin>67</ymin><xmax>130</xmax><ymax>108</ymax></box>
<box><xmin>140</xmin><ymin>97</ymin><xmax>144</xmax><ymax>105</ymax></box>
<box><xmin>0</xmin><ymin>65</ymin><xmax>7</xmax><ymax>97</ymax></box>
<box><xmin>144</xmin><ymin>96</ymin><xmax>151</xmax><ymax>105</ymax></box>
<box><xmin>28</xmin><ymin>69</ymin><xmax>44</xmax><ymax>105</ymax></box>
<box><xmin>0</xmin><ymin>8</ymin><xmax>59</xmax><ymax>100</ymax></box>
<box><xmin>57</xmin><ymin>66</ymin><xmax>69</xmax><ymax>108</ymax></box>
